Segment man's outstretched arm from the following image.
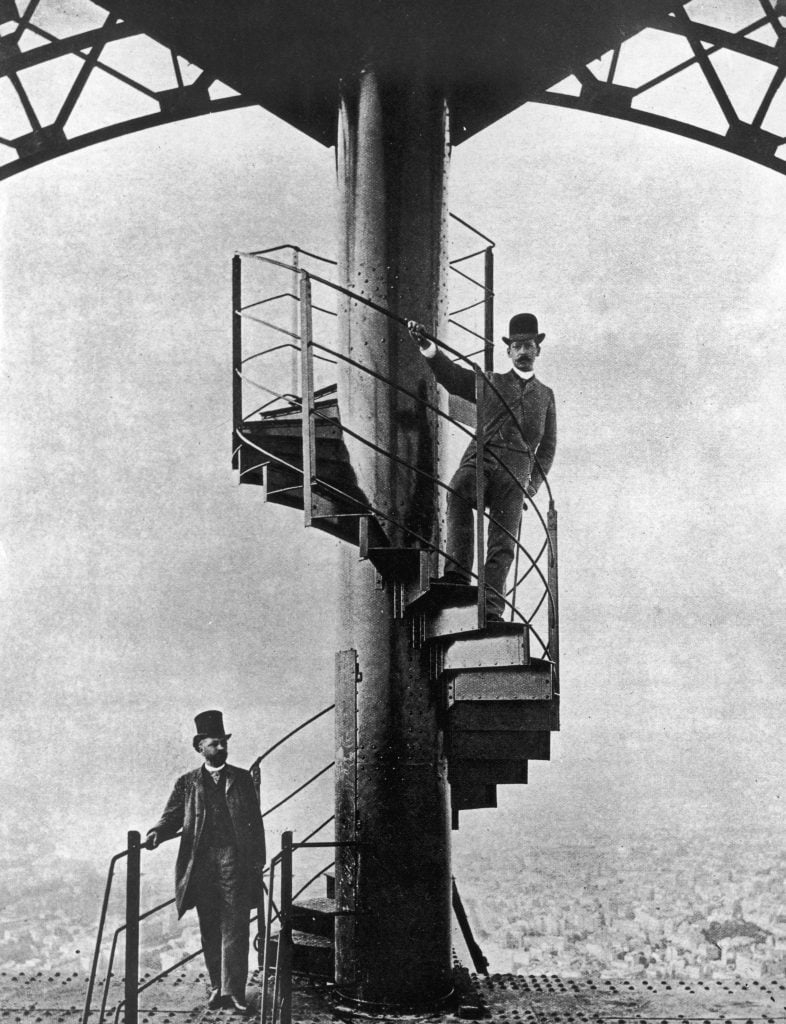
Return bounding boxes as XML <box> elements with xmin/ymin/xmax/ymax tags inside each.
<box><xmin>145</xmin><ymin>775</ymin><xmax>186</xmax><ymax>849</ymax></box>
<box><xmin>407</xmin><ymin>321</ymin><xmax>477</xmax><ymax>403</ymax></box>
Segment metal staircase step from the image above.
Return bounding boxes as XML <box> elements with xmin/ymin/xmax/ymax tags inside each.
<box><xmin>448</xmin><ymin>658</ymin><xmax>552</xmax><ymax>702</ymax></box>
<box><xmin>449</xmin><ymin>757</ymin><xmax>529</xmax><ymax>785</ymax></box>
<box><xmin>451</xmin><ymin>729</ymin><xmax>550</xmax><ymax>761</ymax></box>
<box><xmin>267</xmin><ymin>930</ymin><xmax>333</xmax><ymax>977</ymax></box>
<box><xmin>451</xmin><ymin>780</ymin><xmax>497</xmax><ymax>811</ymax></box>
<box><xmin>407</xmin><ymin>580</ymin><xmax>478</xmax><ymax>615</ymax></box>
<box><xmin>291</xmin><ymin>897</ymin><xmax>337</xmax><ymax>939</ymax></box>
<box><xmin>441</xmin><ymin>630</ymin><xmax>530</xmax><ymax>671</ymax></box>
<box><xmin>449</xmin><ymin>700</ymin><xmax>552</xmax><ymax>733</ymax></box>
<box><xmin>426</xmin><ymin>605</ymin><xmax>528</xmax><ymax>642</ymax></box>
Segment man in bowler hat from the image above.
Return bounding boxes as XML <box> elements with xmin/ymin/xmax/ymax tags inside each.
<box><xmin>408</xmin><ymin>314</ymin><xmax>556</xmax><ymax>621</ymax></box>
<box><xmin>146</xmin><ymin>710</ymin><xmax>266</xmax><ymax>1013</ymax></box>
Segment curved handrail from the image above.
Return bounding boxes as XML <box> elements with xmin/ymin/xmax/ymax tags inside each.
<box><xmin>236</xmin><ymin>361</ymin><xmax>554</xmax><ymax>599</ymax></box>
<box><xmin>81</xmin><ymin>850</ymin><xmax>127</xmax><ymax>1024</ymax></box>
<box><xmin>262</xmin><ymin>762</ymin><xmax>334</xmax><ymax>818</ymax></box>
<box><xmin>250</xmin><ymin>704</ymin><xmax>334</xmax><ymax>771</ymax></box>
<box><xmin>238</xmin><ymin>252</ymin><xmax>554</xmax><ymax>507</ymax></box>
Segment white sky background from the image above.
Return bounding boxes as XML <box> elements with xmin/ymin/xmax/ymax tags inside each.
<box><xmin>3</xmin><ymin>1</ymin><xmax>786</xmax><ymax>878</ymax></box>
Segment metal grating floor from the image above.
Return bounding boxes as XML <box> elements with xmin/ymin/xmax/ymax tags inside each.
<box><xmin>2</xmin><ymin>965</ymin><xmax>785</xmax><ymax>1024</ymax></box>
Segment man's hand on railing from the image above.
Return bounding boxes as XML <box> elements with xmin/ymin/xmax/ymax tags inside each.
<box><xmin>144</xmin><ymin>831</ymin><xmax>160</xmax><ymax>850</ymax></box>
<box><xmin>407</xmin><ymin>320</ymin><xmax>430</xmax><ymax>351</ymax></box>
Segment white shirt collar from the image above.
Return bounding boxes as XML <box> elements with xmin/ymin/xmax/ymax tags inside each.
<box><xmin>511</xmin><ymin>367</ymin><xmax>534</xmax><ymax>380</ymax></box>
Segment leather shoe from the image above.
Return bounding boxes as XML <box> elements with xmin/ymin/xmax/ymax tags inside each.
<box><xmin>226</xmin><ymin>997</ymin><xmax>250</xmax><ymax>1015</ymax></box>
<box><xmin>207</xmin><ymin>989</ymin><xmax>222</xmax><ymax>1010</ymax></box>
<box><xmin>485</xmin><ymin>613</ymin><xmax>504</xmax><ymax>623</ymax></box>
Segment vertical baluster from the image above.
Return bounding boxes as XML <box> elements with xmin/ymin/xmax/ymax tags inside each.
<box><xmin>300</xmin><ymin>274</ymin><xmax>316</xmax><ymax>526</ymax></box>
<box><xmin>474</xmin><ymin>367</ymin><xmax>486</xmax><ymax>629</ymax></box>
<box><xmin>483</xmin><ymin>246</ymin><xmax>494</xmax><ymax>373</ymax></box>
<box><xmin>547</xmin><ymin>502</ymin><xmax>559</xmax><ymax>680</ymax></box>
<box><xmin>232</xmin><ymin>254</ymin><xmax>242</xmax><ymax>469</ymax></box>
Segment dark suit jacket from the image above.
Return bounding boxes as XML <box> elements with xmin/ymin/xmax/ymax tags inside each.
<box><xmin>427</xmin><ymin>350</ymin><xmax>556</xmax><ymax>492</ymax></box>
<box><xmin>149</xmin><ymin>764</ymin><xmax>266</xmax><ymax>917</ymax></box>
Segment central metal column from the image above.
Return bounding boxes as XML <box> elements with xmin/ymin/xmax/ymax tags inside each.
<box><xmin>333</xmin><ymin>65</ymin><xmax>453</xmax><ymax>1008</ymax></box>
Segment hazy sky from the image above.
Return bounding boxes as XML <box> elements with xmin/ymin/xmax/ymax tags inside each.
<box><xmin>2</xmin><ymin>1</ymin><xmax>786</xmax><ymax>885</ymax></box>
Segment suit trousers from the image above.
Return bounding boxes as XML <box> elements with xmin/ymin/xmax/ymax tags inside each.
<box><xmin>445</xmin><ymin>450</ymin><xmax>529</xmax><ymax>617</ymax></box>
<box><xmin>193</xmin><ymin>846</ymin><xmax>249</xmax><ymax>1000</ymax></box>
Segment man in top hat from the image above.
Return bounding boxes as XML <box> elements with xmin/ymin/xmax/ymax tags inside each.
<box><xmin>408</xmin><ymin>314</ymin><xmax>556</xmax><ymax>621</ymax></box>
<box><xmin>145</xmin><ymin>710</ymin><xmax>266</xmax><ymax>1013</ymax></box>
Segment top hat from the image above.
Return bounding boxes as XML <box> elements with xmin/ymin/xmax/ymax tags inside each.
<box><xmin>504</xmin><ymin>313</ymin><xmax>545</xmax><ymax>343</ymax></box>
<box><xmin>193</xmin><ymin>709</ymin><xmax>231</xmax><ymax>739</ymax></box>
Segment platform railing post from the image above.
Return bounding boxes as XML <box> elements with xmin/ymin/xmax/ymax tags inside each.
<box><xmin>484</xmin><ymin>246</ymin><xmax>494</xmax><ymax>373</ymax></box>
<box><xmin>474</xmin><ymin>367</ymin><xmax>486</xmax><ymax>629</ymax></box>
<box><xmin>232</xmin><ymin>255</ymin><xmax>242</xmax><ymax>469</ymax></box>
<box><xmin>124</xmin><ymin>831</ymin><xmax>140</xmax><ymax>1024</ymax></box>
<box><xmin>278</xmin><ymin>833</ymin><xmax>293</xmax><ymax>1024</ymax></box>
<box><xmin>300</xmin><ymin>273</ymin><xmax>316</xmax><ymax>527</ymax></box>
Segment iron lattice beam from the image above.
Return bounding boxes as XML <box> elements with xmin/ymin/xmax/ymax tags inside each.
<box><xmin>533</xmin><ymin>0</ymin><xmax>786</xmax><ymax>175</ymax></box>
<box><xmin>1</xmin><ymin>0</ymin><xmax>786</xmax><ymax>179</ymax></box>
<box><xmin>0</xmin><ymin>0</ymin><xmax>256</xmax><ymax>180</ymax></box>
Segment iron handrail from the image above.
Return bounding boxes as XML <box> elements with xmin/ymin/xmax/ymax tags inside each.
<box><xmin>261</xmin><ymin>834</ymin><xmax>363</xmax><ymax>1024</ymax></box>
<box><xmin>250</xmin><ymin>703</ymin><xmax>334</xmax><ymax>770</ymax></box>
<box><xmin>238</xmin><ymin>339</ymin><xmax>556</xmax><ymax>575</ymax></box>
<box><xmin>235</xmin><ymin>356</ymin><xmax>556</xmax><ymax>641</ymax></box>
<box><xmin>448</xmin><ymin>211</ymin><xmax>496</xmax><ymax>247</ymax></box>
<box><xmin>235</xmin><ymin>253</ymin><xmax>553</xmax><ymax>506</ymax></box>
<box><xmin>98</xmin><ymin>897</ymin><xmax>175</xmax><ymax>1024</ymax></box>
<box><xmin>81</xmin><ymin>850</ymin><xmax>127</xmax><ymax>1024</ymax></box>
<box><xmin>81</xmin><ymin>831</ymin><xmax>182</xmax><ymax>1024</ymax></box>
<box><xmin>248</xmin><ymin>243</ymin><xmax>338</xmax><ymax>266</ymax></box>
<box><xmin>262</xmin><ymin>761</ymin><xmax>334</xmax><ymax>818</ymax></box>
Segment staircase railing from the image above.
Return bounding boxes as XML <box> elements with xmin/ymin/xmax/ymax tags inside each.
<box><xmin>233</xmin><ymin>249</ymin><xmax>557</xmax><ymax>664</ymax></box>
<box><xmin>260</xmin><ymin>831</ymin><xmax>362</xmax><ymax>1024</ymax></box>
<box><xmin>83</xmin><ymin>705</ymin><xmax>336</xmax><ymax>1024</ymax></box>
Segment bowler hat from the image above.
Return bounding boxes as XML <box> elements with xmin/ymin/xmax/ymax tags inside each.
<box><xmin>193</xmin><ymin>709</ymin><xmax>231</xmax><ymax>740</ymax></box>
<box><xmin>504</xmin><ymin>313</ymin><xmax>545</xmax><ymax>344</ymax></box>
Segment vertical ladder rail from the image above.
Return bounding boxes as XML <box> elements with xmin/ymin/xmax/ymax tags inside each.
<box><xmin>232</xmin><ymin>254</ymin><xmax>242</xmax><ymax>469</ymax></box>
<box><xmin>474</xmin><ymin>367</ymin><xmax>486</xmax><ymax>629</ymax></box>
<box><xmin>124</xmin><ymin>831</ymin><xmax>141</xmax><ymax>1024</ymax></box>
<box><xmin>300</xmin><ymin>273</ymin><xmax>316</xmax><ymax>527</ymax></box>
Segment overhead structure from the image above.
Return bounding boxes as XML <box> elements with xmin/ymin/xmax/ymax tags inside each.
<box><xmin>3</xmin><ymin>2</ymin><xmax>786</xmax><ymax>179</ymax></box>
